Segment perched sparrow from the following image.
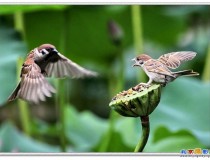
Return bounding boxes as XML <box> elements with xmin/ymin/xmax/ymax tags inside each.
<box><xmin>8</xmin><ymin>44</ymin><xmax>97</xmax><ymax>104</ymax></box>
<box><xmin>132</xmin><ymin>51</ymin><xmax>199</xmax><ymax>86</ymax></box>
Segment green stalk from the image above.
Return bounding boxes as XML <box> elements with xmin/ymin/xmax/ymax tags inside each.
<box><xmin>14</xmin><ymin>11</ymin><xmax>26</xmax><ymax>40</ymax></box>
<box><xmin>98</xmin><ymin>70</ymin><xmax>119</xmax><ymax>152</ymax></box>
<box><xmin>131</xmin><ymin>5</ymin><xmax>146</xmax><ymax>83</ymax></box>
<box><xmin>131</xmin><ymin>5</ymin><xmax>143</xmax><ymax>54</ymax></box>
<box><xmin>17</xmin><ymin>58</ymin><xmax>31</xmax><ymax>135</ymax></box>
<box><xmin>202</xmin><ymin>45</ymin><xmax>210</xmax><ymax>82</ymax></box>
<box><xmin>98</xmin><ymin>48</ymin><xmax>124</xmax><ymax>152</ymax></box>
<box><xmin>134</xmin><ymin>116</ymin><xmax>150</xmax><ymax>152</ymax></box>
<box><xmin>56</xmin><ymin>9</ymin><xmax>70</xmax><ymax>152</ymax></box>
<box><xmin>14</xmin><ymin>11</ymin><xmax>31</xmax><ymax>136</ymax></box>
<box><xmin>56</xmin><ymin>80</ymin><xmax>66</xmax><ymax>152</ymax></box>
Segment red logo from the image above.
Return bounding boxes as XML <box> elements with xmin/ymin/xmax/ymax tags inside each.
<box><xmin>187</xmin><ymin>149</ymin><xmax>194</xmax><ymax>154</ymax></box>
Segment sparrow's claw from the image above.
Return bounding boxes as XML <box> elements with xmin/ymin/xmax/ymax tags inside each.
<box><xmin>138</xmin><ymin>82</ymin><xmax>151</xmax><ymax>88</ymax></box>
<box><xmin>160</xmin><ymin>83</ymin><xmax>166</xmax><ymax>87</ymax></box>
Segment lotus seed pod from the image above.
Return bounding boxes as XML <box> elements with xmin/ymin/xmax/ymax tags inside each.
<box><xmin>109</xmin><ymin>84</ymin><xmax>162</xmax><ymax>117</ymax></box>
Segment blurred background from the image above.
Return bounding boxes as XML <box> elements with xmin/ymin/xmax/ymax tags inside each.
<box><xmin>0</xmin><ymin>5</ymin><xmax>209</xmax><ymax>152</ymax></box>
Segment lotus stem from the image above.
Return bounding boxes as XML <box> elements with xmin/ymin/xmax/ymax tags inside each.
<box><xmin>134</xmin><ymin>116</ymin><xmax>150</xmax><ymax>152</ymax></box>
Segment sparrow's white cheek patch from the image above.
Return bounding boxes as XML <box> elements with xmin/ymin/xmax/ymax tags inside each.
<box><xmin>42</xmin><ymin>49</ymin><xmax>48</xmax><ymax>55</ymax></box>
<box><xmin>34</xmin><ymin>48</ymin><xmax>42</xmax><ymax>57</ymax></box>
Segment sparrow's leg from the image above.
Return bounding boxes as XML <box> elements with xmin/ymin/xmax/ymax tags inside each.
<box><xmin>146</xmin><ymin>78</ymin><xmax>153</xmax><ymax>85</ymax></box>
<box><xmin>138</xmin><ymin>78</ymin><xmax>152</xmax><ymax>87</ymax></box>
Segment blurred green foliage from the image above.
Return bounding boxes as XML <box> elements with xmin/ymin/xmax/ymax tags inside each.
<box><xmin>0</xmin><ymin>5</ymin><xmax>209</xmax><ymax>152</ymax></box>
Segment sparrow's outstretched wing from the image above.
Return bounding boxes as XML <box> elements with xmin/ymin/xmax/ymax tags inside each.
<box><xmin>145</xmin><ymin>59</ymin><xmax>174</xmax><ymax>77</ymax></box>
<box><xmin>8</xmin><ymin>63</ymin><xmax>55</xmax><ymax>104</ymax></box>
<box><xmin>44</xmin><ymin>52</ymin><xmax>98</xmax><ymax>78</ymax></box>
<box><xmin>158</xmin><ymin>51</ymin><xmax>197</xmax><ymax>69</ymax></box>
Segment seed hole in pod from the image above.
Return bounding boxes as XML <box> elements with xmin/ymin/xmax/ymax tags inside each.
<box><xmin>131</xmin><ymin>105</ymin><xmax>136</xmax><ymax>110</ymax></box>
<box><xmin>122</xmin><ymin>92</ymin><xmax>127</xmax><ymax>96</ymax></box>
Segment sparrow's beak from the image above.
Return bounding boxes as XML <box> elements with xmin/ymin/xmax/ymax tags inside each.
<box><xmin>132</xmin><ymin>58</ymin><xmax>138</xmax><ymax>67</ymax></box>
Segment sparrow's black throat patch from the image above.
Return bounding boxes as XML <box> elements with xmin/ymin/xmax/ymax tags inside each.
<box><xmin>35</xmin><ymin>51</ymin><xmax>61</xmax><ymax>74</ymax></box>
<box><xmin>45</xmin><ymin>51</ymin><xmax>60</xmax><ymax>63</ymax></box>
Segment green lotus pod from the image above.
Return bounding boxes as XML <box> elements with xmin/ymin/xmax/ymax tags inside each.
<box><xmin>109</xmin><ymin>84</ymin><xmax>162</xmax><ymax>117</ymax></box>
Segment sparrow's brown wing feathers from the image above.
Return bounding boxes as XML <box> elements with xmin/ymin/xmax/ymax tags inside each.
<box><xmin>145</xmin><ymin>59</ymin><xmax>174</xmax><ymax>77</ymax></box>
<box><xmin>18</xmin><ymin>63</ymin><xmax>55</xmax><ymax>104</ymax></box>
<box><xmin>158</xmin><ymin>51</ymin><xmax>196</xmax><ymax>69</ymax></box>
<box><xmin>45</xmin><ymin>53</ymin><xmax>98</xmax><ymax>78</ymax></box>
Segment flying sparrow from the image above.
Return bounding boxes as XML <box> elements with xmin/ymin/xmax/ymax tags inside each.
<box><xmin>8</xmin><ymin>44</ymin><xmax>97</xmax><ymax>104</ymax></box>
<box><xmin>132</xmin><ymin>51</ymin><xmax>199</xmax><ymax>86</ymax></box>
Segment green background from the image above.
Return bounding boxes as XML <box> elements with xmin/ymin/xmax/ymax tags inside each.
<box><xmin>0</xmin><ymin>5</ymin><xmax>209</xmax><ymax>152</ymax></box>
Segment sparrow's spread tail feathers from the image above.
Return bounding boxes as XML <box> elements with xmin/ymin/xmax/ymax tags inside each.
<box><xmin>173</xmin><ymin>70</ymin><xmax>199</xmax><ymax>77</ymax></box>
<box><xmin>8</xmin><ymin>82</ymin><xmax>21</xmax><ymax>102</ymax></box>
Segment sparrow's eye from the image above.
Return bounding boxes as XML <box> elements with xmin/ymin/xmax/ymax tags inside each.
<box><xmin>41</xmin><ymin>49</ymin><xmax>49</xmax><ymax>55</ymax></box>
<box><xmin>139</xmin><ymin>60</ymin><xmax>144</xmax><ymax>65</ymax></box>
<box><xmin>41</xmin><ymin>51</ymin><xmax>46</xmax><ymax>55</ymax></box>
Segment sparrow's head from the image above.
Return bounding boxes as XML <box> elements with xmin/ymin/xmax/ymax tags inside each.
<box><xmin>132</xmin><ymin>54</ymin><xmax>151</xmax><ymax>67</ymax></box>
<box><xmin>34</xmin><ymin>44</ymin><xmax>58</xmax><ymax>59</ymax></box>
